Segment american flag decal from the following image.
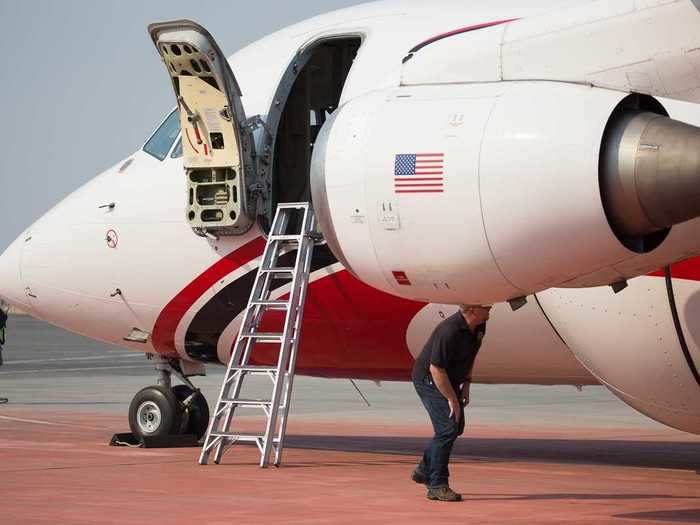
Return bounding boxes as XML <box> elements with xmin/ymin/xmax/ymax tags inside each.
<box><xmin>394</xmin><ymin>153</ymin><xmax>444</xmax><ymax>193</ymax></box>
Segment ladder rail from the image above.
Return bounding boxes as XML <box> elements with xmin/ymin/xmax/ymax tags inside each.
<box><xmin>258</xmin><ymin>206</ymin><xmax>312</xmax><ymax>466</ymax></box>
<box><xmin>273</xmin><ymin>220</ymin><xmax>316</xmax><ymax>465</ymax></box>
<box><xmin>199</xmin><ymin>202</ymin><xmax>318</xmax><ymax>468</ymax></box>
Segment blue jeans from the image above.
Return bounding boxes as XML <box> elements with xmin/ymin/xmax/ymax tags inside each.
<box><xmin>413</xmin><ymin>378</ymin><xmax>465</xmax><ymax>487</ymax></box>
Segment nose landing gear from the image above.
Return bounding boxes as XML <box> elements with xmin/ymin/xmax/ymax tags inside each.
<box><xmin>127</xmin><ymin>357</ymin><xmax>210</xmax><ymax>441</ymax></box>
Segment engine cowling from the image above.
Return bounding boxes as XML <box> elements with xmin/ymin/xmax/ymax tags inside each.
<box><xmin>311</xmin><ymin>81</ymin><xmax>700</xmax><ymax>305</ymax></box>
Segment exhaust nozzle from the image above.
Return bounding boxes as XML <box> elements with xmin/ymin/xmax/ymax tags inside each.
<box><xmin>602</xmin><ymin>111</ymin><xmax>700</xmax><ymax>243</ymax></box>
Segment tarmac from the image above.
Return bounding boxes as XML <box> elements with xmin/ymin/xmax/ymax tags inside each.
<box><xmin>1</xmin><ymin>316</ymin><xmax>699</xmax><ymax>524</ymax></box>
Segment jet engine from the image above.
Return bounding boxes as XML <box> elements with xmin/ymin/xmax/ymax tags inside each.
<box><xmin>311</xmin><ymin>81</ymin><xmax>700</xmax><ymax>305</ymax></box>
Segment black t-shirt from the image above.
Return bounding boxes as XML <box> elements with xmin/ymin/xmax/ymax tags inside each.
<box><xmin>411</xmin><ymin>311</ymin><xmax>485</xmax><ymax>393</ymax></box>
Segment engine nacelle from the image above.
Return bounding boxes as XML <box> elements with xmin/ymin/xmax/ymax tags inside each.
<box><xmin>312</xmin><ymin>81</ymin><xmax>700</xmax><ymax>305</ymax></box>
<box><xmin>538</xmin><ymin>278</ymin><xmax>700</xmax><ymax>434</ymax></box>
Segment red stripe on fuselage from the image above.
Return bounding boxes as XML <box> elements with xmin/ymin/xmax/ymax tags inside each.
<box><xmin>151</xmin><ymin>236</ymin><xmax>266</xmax><ymax>357</ymax></box>
<box><xmin>150</xmin><ymin>238</ymin><xmax>426</xmax><ymax>378</ymax></box>
<box><xmin>409</xmin><ymin>19</ymin><xmax>520</xmax><ymax>53</ymax></box>
<box><xmin>649</xmin><ymin>257</ymin><xmax>700</xmax><ymax>281</ymax></box>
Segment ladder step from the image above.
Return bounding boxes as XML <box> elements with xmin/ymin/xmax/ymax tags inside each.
<box><xmin>240</xmin><ymin>332</ymin><xmax>285</xmax><ymax>341</ymax></box>
<box><xmin>269</xmin><ymin>235</ymin><xmax>303</xmax><ymax>242</ymax></box>
<box><xmin>220</xmin><ymin>398</ymin><xmax>273</xmax><ymax>406</ymax></box>
<box><xmin>230</xmin><ymin>365</ymin><xmax>278</xmax><ymax>373</ymax></box>
<box><xmin>260</xmin><ymin>267</ymin><xmax>295</xmax><ymax>275</ymax></box>
<box><xmin>276</xmin><ymin>203</ymin><xmax>309</xmax><ymax>209</ymax></box>
<box><xmin>210</xmin><ymin>432</ymin><xmax>280</xmax><ymax>443</ymax></box>
<box><xmin>250</xmin><ymin>300</ymin><xmax>289</xmax><ymax>309</ymax></box>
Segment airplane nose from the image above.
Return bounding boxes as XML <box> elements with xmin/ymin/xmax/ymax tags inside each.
<box><xmin>0</xmin><ymin>234</ymin><xmax>31</xmax><ymax>313</ymax></box>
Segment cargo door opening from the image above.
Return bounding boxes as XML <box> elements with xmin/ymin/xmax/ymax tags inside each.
<box><xmin>260</xmin><ymin>36</ymin><xmax>362</xmax><ymax>231</ymax></box>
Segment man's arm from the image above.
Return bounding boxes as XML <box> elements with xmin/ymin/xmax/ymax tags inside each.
<box><xmin>429</xmin><ymin>364</ymin><xmax>461</xmax><ymax>423</ymax></box>
<box><xmin>461</xmin><ymin>322</ymin><xmax>487</xmax><ymax>405</ymax></box>
<box><xmin>461</xmin><ymin>379</ymin><xmax>471</xmax><ymax>406</ymax></box>
<box><xmin>461</xmin><ymin>358</ymin><xmax>478</xmax><ymax>405</ymax></box>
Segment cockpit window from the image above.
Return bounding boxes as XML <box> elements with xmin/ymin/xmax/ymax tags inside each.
<box><xmin>143</xmin><ymin>109</ymin><xmax>180</xmax><ymax>161</ymax></box>
<box><xmin>171</xmin><ymin>137</ymin><xmax>183</xmax><ymax>158</ymax></box>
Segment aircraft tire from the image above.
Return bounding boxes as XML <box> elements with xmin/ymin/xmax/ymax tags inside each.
<box><xmin>128</xmin><ymin>385</ymin><xmax>182</xmax><ymax>438</ymax></box>
<box><xmin>172</xmin><ymin>384</ymin><xmax>210</xmax><ymax>439</ymax></box>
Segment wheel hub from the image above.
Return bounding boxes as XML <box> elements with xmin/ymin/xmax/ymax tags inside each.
<box><xmin>136</xmin><ymin>401</ymin><xmax>162</xmax><ymax>433</ymax></box>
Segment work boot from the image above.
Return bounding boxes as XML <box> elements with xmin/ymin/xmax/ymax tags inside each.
<box><xmin>411</xmin><ymin>468</ymin><xmax>428</xmax><ymax>485</ymax></box>
<box><xmin>427</xmin><ymin>486</ymin><xmax>462</xmax><ymax>502</ymax></box>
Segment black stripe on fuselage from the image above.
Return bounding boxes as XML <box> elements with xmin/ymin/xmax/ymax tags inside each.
<box><xmin>183</xmin><ymin>244</ymin><xmax>337</xmax><ymax>362</ymax></box>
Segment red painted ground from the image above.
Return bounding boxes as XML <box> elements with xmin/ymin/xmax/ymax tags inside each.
<box><xmin>1</xmin><ymin>407</ymin><xmax>699</xmax><ymax>524</ymax></box>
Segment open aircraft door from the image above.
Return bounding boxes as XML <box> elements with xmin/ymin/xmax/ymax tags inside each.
<box><xmin>149</xmin><ymin>20</ymin><xmax>258</xmax><ymax>236</ymax></box>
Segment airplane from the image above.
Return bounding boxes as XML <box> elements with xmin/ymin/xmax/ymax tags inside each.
<box><xmin>1</xmin><ymin>0</ymin><xmax>700</xmax><ymax>443</ymax></box>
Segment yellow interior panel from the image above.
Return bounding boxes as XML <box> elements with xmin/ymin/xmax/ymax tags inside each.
<box><xmin>179</xmin><ymin>76</ymin><xmax>240</xmax><ymax>169</ymax></box>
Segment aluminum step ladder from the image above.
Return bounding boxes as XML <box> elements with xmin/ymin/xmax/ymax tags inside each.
<box><xmin>199</xmin><ymin>203</ymin><xmax>319</xmax><ymax>467</ymax></box>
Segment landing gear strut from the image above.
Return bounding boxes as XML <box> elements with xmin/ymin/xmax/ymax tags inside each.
<box><xmin>128</xmin><ymin>357</ymin><xmax>209</xmax><ymax>440</ymax></box>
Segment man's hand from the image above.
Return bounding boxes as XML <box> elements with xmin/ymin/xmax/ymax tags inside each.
<box><xmin>461</xmin><ymin>382</ymin><xmax>471</xmax><ymax>406</ymax></box>
<box><xmin>429</xmin><ymin>364</ymin><xmax>461</xmax><ymax>423</ymax></box>
<box><xmin>447</xmin><ymin>397</ymin><xmax>461</xmax><ymax>423</ymax></box>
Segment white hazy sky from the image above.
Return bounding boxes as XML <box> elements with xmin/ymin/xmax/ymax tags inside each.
<box><xmin>0</xmin><ymin>0</ymin><xmax>579</xmax><ymax>252</ymax></box>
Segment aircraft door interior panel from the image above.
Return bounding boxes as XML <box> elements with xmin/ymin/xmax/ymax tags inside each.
<box><xmin>149</xmin><ymin>19</ymin><xmax>256</xmax><ymax>237</ymax></box>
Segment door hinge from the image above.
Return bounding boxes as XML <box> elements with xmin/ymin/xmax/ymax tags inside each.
<box><xmin>242</xmin><ymin>115</ymin><xmax>270</xmax><ymax>135</ymax></box>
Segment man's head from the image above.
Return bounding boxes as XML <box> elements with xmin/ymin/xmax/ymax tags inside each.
<box><xmin>459</xmin><ymin>304</ymin><xmax>491</xmax><ymax>326</ymax></box>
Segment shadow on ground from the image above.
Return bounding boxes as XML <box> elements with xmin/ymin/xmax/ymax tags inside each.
<box><xmin>613</xmin><ymin>508</ymin><xmax>700</xmax><ymax>522</ymax></box>
<box><xmin>282</xmin><ymin>435</ymin><xmax>700</xmax><ymax>471</ymax></box>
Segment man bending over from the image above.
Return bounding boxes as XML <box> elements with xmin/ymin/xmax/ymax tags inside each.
<box><xmin>411</xmin><ymin>304</ymin><xmax>491</xmax><ymax>501</ymax></box>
